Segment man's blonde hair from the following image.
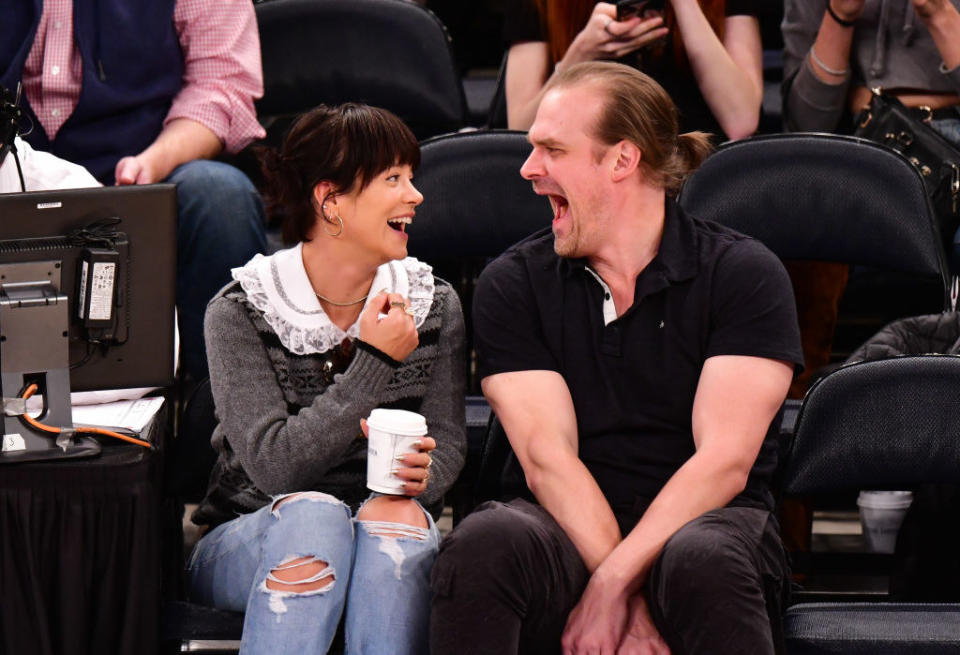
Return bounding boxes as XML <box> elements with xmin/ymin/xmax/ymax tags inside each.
<box><xmin>545</xmin><ymin>62</ymin><xmax>713</xmax><ymax>195</ymax></box>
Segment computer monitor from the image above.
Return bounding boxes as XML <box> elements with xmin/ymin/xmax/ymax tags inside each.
<box><xmin>0</xmin><ymin>184</ymin><xmax>177</xmax><ymax>462</ymax></box>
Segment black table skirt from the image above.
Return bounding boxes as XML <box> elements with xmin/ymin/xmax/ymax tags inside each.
<box><xmin>0</xmin><ymin>409</ymin><xmax>166</xmax><ymax>655</ymax></box>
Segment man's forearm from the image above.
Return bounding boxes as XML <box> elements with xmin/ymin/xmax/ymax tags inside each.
<box><xmin>483</xmin><ymin>371</ymin><xmax>622</xmax><ymax>572</ymax></box>
<box><xmin>524</xmin><ymin>447</ymin><xmax>622</xmax><ymax>571</ymax></box>
<box><xmin>591</xmin><ymin>449</ymin><xmax>749</xmax><ymax>594</ymax></box>
<box><xmin>137</xmin><ymin>118</ymin><xmax>222</xmax><ymax>181</ymax></box>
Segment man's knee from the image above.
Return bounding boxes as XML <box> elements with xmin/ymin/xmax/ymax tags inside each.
<box><xmin>436</xmin><ymin>502</ymin><xmax>544</xmax><ymax>576</ymax></box>
<box><xmin>167</xmin><ymin>159</ymin><xmax>255</xmax><ymax>196</ymax></box>
<box><xmin>651</xmin><ymin>511</ymin><xmax>762</xmax><ymax>606</ymax></box>
<box><xmin>658</xmin><ymin>513</ymin><xmax>744</xmax><ymax>576</ymax></box>
<box><xmin>169</xmin><ymin>160</ymin><xmax>265</xmax><ymax>238</ymax></box>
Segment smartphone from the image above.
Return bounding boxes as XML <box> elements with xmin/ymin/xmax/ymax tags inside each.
<box><xmin>616</xmin><ymin>0</ymin><xmax>665</xmax><ymax>21</ymax></box>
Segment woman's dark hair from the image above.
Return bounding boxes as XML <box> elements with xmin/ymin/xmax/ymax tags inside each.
<box><xmin>258</xmin><ymin>103</ymin><xmax>420</xmax><ymax>244</ymax></box>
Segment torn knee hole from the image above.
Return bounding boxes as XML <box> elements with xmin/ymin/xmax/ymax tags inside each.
<box><xmin>362</xmin><ymin>520</ymin><xmax>429</xmax><ymax>541</ymax></box>
<box><xmin>265</xmin><ymin>555</ymin><xmax>335</xmax><ymax>593</ymax></box>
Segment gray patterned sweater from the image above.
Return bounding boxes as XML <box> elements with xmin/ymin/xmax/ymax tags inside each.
<box><xmin>192</xmin><ymin>256</ymin><xmax>466</xmax><ymax>527</ymax></box>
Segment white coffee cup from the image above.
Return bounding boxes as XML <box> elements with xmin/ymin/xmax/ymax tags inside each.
<box><xmin>857</xmin><ymin>490</ymin><xmax>914</xmax><ymax>554</ymax></box>
<box><xmin>366</xmin><ymin>408</ymin><xmax>428</xmax><ymax>495</ymax></box>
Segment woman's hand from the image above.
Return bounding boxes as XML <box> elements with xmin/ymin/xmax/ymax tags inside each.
<box><xmin>913</xmin><ymin>0</ymin><xmax>954</xmax><ymax>21</ymax></box>
<box><xmin>358</xmin><ymin>291</ymin><xmax>418</xmax><ymax>362</ymax></box>
<box><xmin>394</xmin><ymin>435</ymin><xmax>436</xmax><ymax>497</ymax></box>
<box><xmin>561</xmin><ymin>2</ymin><xmax>669</xmax><ymax>70</ymax></box>
<box><xmin>361</xmin><ymin>419</ymin><xmax>437</xmax><ymax>497</ymax></box>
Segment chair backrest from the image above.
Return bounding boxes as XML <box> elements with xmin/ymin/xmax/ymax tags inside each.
<box><xmin>255</xmin><ymin>0</ymin><xmax>466</xmax><ymax>141</ymax></box>
<box><xmin>784</xmin><ymin>355</ymin><xmax>960</xmax><ymax>496</ymax></box>
<box><xmin>408</xmin><ymin>130</ymin><xmax>551</xmax><ymax>393</ymax></box>
<box><xmin>678</xmin><ymin>133</ymin><xmax>951</xmax><ymax>310</ymax></box>
<box><xmin>407</xmin><ymin>130</ymin><xmax>552</xmax><ymax>262</ymax></box>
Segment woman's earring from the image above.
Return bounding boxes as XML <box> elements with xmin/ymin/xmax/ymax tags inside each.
<box><xmin>320</xmin><ymin>203</ymin><xmax>344</xmax><ymax>237</ymax></box>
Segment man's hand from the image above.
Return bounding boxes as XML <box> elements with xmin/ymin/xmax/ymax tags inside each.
<box><xmin>561</xmin><ymin>571</ymin><xmax>631</xmax><ymax>654</ymax></box>
<box><xmin>114</xmin><ymin>118</ymin><xmax>222</xmax><ymax>185</ymax></box>
<box><xmin>114</xmin><ymin>154</ymin><xmax>161</xmax><ymax>185</ymax></box>
<box><xmin>616</xmin><ymin>593</ymin><xmax>670</xmax><ymax>655</ymax></box>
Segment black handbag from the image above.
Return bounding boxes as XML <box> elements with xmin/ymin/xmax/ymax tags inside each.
<box><xmin>854</xmin><ymin>89</ymin><xmax>960</xmax><ymax>249</ymax></box>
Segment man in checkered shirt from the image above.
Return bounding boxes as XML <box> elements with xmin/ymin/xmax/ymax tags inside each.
<box><xmin>0</xmin><ymin>0</ymin><xmax>269</xmax><ymax>383</ymax></box>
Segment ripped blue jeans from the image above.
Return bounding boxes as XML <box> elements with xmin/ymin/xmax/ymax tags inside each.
<box><xmin>188</xmin><ymin>492</ymin><xmax>440</xmax><ymax>655</ymax></box>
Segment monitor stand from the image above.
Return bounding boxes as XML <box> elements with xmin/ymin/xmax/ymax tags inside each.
<box><xmin>0</xmin><ymin>261</ymin><xmax>101</xmax><ymax>463</ymax></box>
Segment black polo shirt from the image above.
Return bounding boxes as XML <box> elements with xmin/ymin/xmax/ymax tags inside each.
<box><xmin>473</xmin><ymin>199</ymin><xmax>803</xmax><ymax>521</ymax></box>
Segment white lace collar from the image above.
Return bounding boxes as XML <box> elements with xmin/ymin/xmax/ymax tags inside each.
<box><xmin>232</xmin><ymin>243</ymin><xmax>435</xmax><ymax>355</ymax></box>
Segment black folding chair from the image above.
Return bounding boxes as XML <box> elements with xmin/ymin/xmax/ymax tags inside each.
<box><xmin>781</xmin><ymin>356</ymin><xmax>960</xmax><ymax>653</ymax></box>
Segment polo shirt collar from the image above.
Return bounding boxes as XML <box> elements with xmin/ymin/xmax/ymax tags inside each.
<box><xmin>560</xmin><ymin>198</ymin><xmax>700</xmax><ymax>284</ymax></box>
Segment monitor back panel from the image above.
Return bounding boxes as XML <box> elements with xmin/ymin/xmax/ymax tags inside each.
<box><xmin>0</xmin><ymin>185</ymin><xmax>177</xmax><ymax>391</ymax></box>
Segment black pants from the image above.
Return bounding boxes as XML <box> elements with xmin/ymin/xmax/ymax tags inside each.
<box><xmin>430</xmin><ymin>499</ymin><xmax>790</xmax><ymax>655</ymax></box>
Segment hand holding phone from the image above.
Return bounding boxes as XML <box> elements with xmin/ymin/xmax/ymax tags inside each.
<box><xmin>616</xmin><ymin>0</ymin><xmax>666</xmax><ymax>21</ymax></box>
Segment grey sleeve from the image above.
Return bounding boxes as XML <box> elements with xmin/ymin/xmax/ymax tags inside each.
<box><xmin>415</xmin><ymin>286</ymin><xmax>468</xmax><ymax>507</ymax></box>
<box><xmin>782</xmin><ymin>0</ymin><xmax>852</xmax><ymax>132</ymax></box>
<box><xmin>204</xmin><ymin>296</ymin><xmax>396</xmax><ymax>495</ymax></box>
<box><xmin>943</xmin><ymin>62</ymin><xmax>960</xmax><ymax>94</ymax></box>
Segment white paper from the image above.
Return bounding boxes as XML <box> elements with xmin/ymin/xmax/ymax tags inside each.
<box><xmin>70</xmin><ymin>396</ymin><xmax>165</xmax><ymax>433</ymax></box>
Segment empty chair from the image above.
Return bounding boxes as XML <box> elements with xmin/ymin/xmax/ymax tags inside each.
<box><xmin>409</xmin><ymin>130</ymin><xmax>551</xmax><ymax>263</ymax></box>
<box><xmin>678</xmin><ymin>132</ymin><xmax>952</xmax><ymax>311</ymax></box>
<box><xmin>781</xmin><ymin>355</ymin><xmax>960</xmax><ymax>653</ymax></box>
<box><xmin>256</xmin><ymin>0</ymin><xmax>467</xmax><ymax>142</ymax></box>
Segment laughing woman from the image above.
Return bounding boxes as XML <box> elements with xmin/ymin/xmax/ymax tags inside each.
<box><xmin>187</xmin><ymin>104</ymin><xmax>467</xmax><ymax>655</ymax></box>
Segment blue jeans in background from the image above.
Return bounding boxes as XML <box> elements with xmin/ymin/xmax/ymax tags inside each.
<box><xmin>168</xmin><ymin>160</ymin><xmax>267</xmax><ymax>381</ymax></box>
<box><xmin>188</xmin><ymin>492</ymin><xmax>439</xmax><ymax>655</ymax></box>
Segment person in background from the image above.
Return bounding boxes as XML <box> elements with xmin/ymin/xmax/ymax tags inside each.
<box><xmin>781</xmin><ymin>0</ymin><xmax>960</xmax><ymax>395</ymax></box>
<box><xmin>189</xmin><ymin>103</ymin><xmax>466</xmax><ymax>654</ymax></box>
<box><xmin>431</xmin><ymin>62</ymin><xmax>802</xmax><ymax>655</ymax></box>
<box><xmin>783</xmin><ymin>0</ymin><xmax>960</xmax><ymax>143</ymax></box>
<box><xmin>0</xmin><ymin>0</ymin><xmax>269</xmax><ymax>381</ymax></box>
<box><xmin>504</xmin><ymin>0</ymin><xmax>764</xmax><ymax>140</ymax></box>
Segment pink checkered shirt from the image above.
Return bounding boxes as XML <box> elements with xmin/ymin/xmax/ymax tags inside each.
<box><xmin>23</xmin><ymin>0</ymin><xmax>265</xmax><ymax>153</ymax></box>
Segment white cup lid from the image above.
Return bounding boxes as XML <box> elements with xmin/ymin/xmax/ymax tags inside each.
<box><xmin>367</xmin><ymin>408</ymin><xmax>427</xmax><ymax>436</ymax></box>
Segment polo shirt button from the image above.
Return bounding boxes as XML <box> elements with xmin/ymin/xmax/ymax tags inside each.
<box><xmin>604</xmin><ymin>293</ymin><xmax>611</xmax><ymax>300</ymax></box>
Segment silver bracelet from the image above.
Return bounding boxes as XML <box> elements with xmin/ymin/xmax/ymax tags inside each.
<box><xmin>810</xmin><ymin>43</ymin><xmax>849</xmax><ymax>77</ymax></box>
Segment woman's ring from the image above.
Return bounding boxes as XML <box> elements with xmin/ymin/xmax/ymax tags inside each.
<box><xmin>426</xmin><ymin>456</ymin><xmax>433</xmax><ymax>469</ymax></box>
<box><xmin>390</xmin><ymin>300</ymin><xmax>405</xmax><ymax>309</ymax></box>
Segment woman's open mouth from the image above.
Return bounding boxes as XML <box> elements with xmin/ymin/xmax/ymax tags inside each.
<box><xmin>387</xmin><ymin>216</ymin><xmax>412</xmax><ymax>233</ymax></box>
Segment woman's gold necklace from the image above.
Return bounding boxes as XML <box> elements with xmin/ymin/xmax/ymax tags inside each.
<box><xmin>315</xmin><ymin>291</ymin><xmax>368</xmax><ymax>307</ymax></box>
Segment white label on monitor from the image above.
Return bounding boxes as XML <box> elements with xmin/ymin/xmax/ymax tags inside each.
<box><xmin>78</xmin><ymin>260</ymin><xmax>88</xmax><ymax>318</ymax></box>
<box><xmin>36</xmin><ymin>201</ymin><xmax>62</xmax><ymax>210</ymax></box>
<box><xmin>89</xmin><ymin>262</ymin><xmax>116</xmax><ymax>321</ymax></box>
<box><xmin>2</xmin><ymin>434</ymin><xmax>26</xmax><ymax>452</ymax></box>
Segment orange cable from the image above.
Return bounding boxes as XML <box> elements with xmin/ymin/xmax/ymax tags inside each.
<box><xmin>19</xmin><ymin>383</ymin><xmax>152</xmax><ymax>449</ymax></box>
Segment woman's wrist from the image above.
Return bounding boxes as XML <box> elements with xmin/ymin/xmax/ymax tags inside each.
<box><xmin>826</xmin><ymin>2</ymin><xmax>858</xmax><ymax>27</ymax></box>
